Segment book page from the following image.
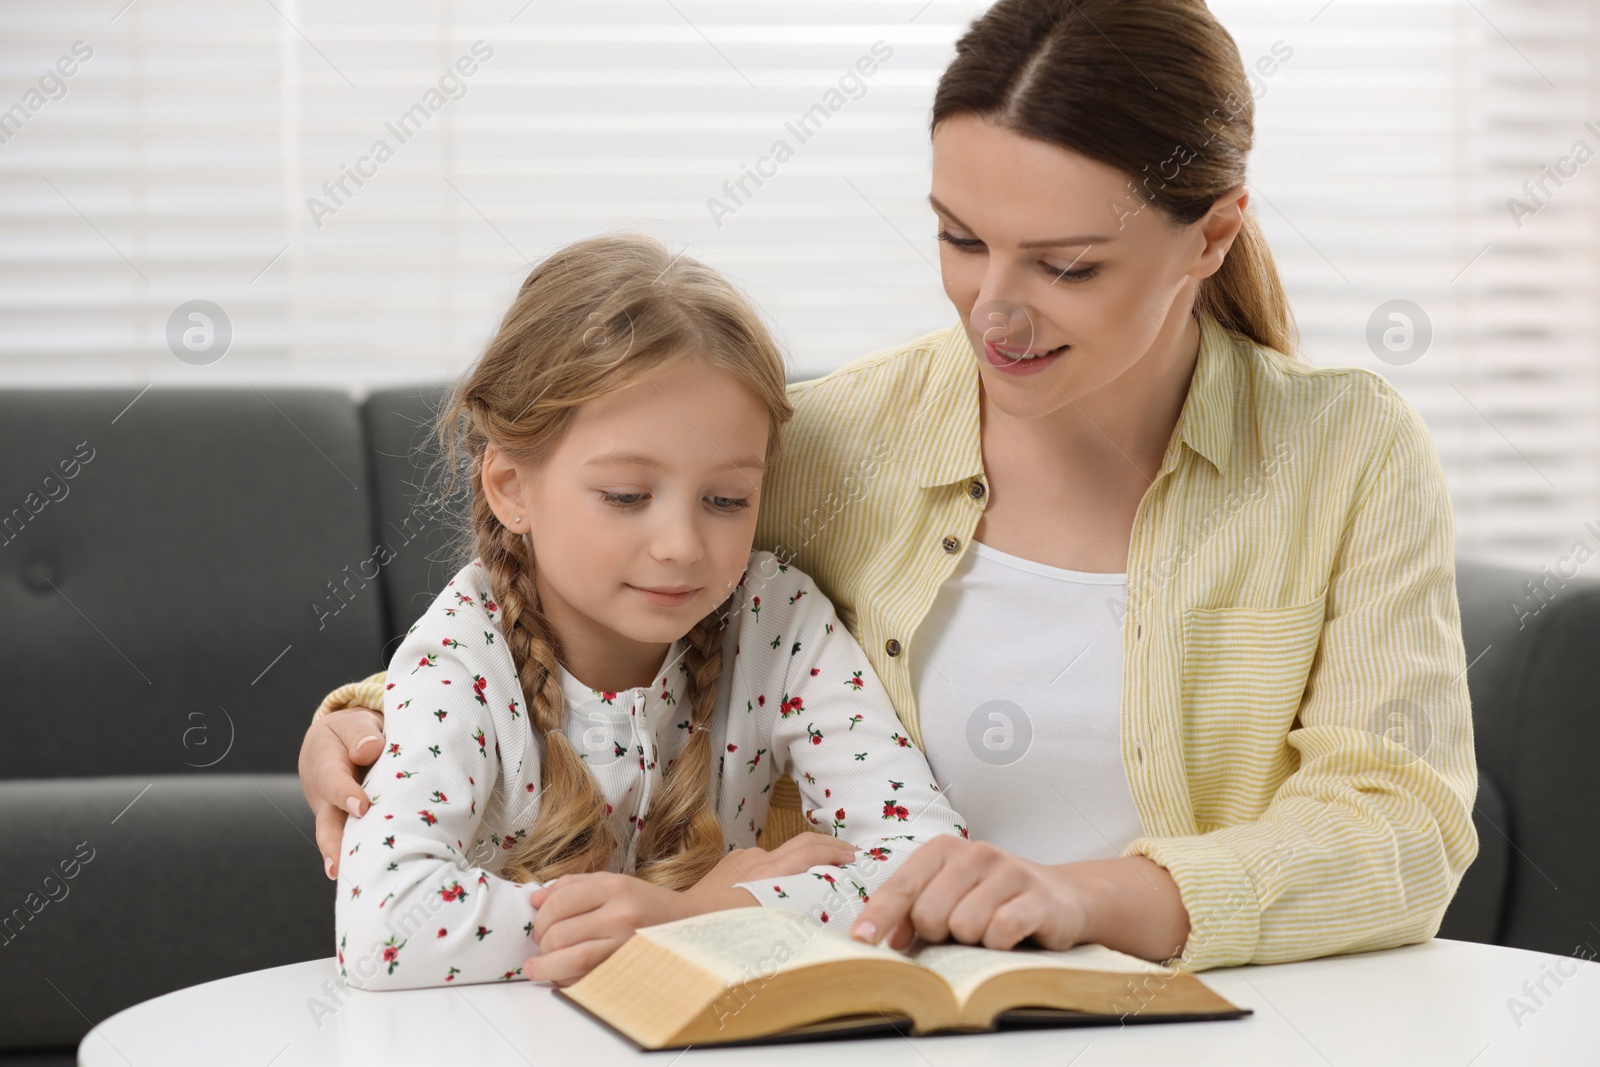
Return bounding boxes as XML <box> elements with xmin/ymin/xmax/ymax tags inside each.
<box><xmin>637</xmin><ymin>907</ymin><xmax>918</xmax><ymax>983</ymax></box>
<box><xmin>905</xmin><ymin>940</ymin><xmax>1176</xmax><ymax>1004</ymax></box>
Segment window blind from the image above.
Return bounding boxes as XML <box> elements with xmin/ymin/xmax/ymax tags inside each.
<box><xmin>0</xmin><ymin>0</ymin><xmax>1594</xmax><ymax>568</ymax></box>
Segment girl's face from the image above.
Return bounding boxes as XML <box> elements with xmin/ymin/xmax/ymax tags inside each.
<box><xmin>928</xmin><ymin>113</ymin><xmax>1245</xmax><ymax>421</ymax></box>
<box><xmin>481</xmin><ymin>357</ymin><xmax>768</xmax><ymax>656</ymax></box>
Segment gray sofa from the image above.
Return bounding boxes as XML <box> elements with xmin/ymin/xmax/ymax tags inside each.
<box><xmin>1</xmin><ymin>384</ymin><xmax>1594</xmax><ymax>1064</ymax></box>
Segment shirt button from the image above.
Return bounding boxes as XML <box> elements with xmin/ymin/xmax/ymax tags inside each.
<box><xmin>885</xmin><ymin>638</ymin><xmax>902</xmax><ymax>657</ymax></box>
<box><xmin>968</xmin><ymin>479</ymin><xmax>986</xmax><ymax>500</ymax></box>
<box><xmin>941</xmin><ymin>535</ymin><xmax>960</xmax><ymax>553</ymax></box>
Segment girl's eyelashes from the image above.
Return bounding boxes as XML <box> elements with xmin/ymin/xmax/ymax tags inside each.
<box><xmin>934</xmin><ymin>228</ymin><xmax>1100</xmax><ymax>282</ymax></box>
<box><xmin>599</xmin><ymin>491</ymin><xmax>750</xmax><ymax>512</ymax></box>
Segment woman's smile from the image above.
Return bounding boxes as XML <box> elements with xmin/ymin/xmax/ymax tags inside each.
<box><xmin>982</xmin><ymin>337</ymin><xmax>1069</xmax><ymax>376</ymax></box>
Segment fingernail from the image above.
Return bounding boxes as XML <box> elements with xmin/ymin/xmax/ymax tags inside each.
<box><xmin>324</xmin><ymin>856</ymin><xmax>335</xmax><ymax>880</ymax></box>
<box><xmin>852</xmin><ymin>920</ymin><xmax>876</xmax><ymax>942</ymax></box>
<box><xmin>345</xmin><ymin>795</ymin><xmax>363</xmax><ymax>817</ymax></box>
<box><xmin>356</xmin><ymin>735</ymin><xmax>382</xmax><ymax>751</ymax></box>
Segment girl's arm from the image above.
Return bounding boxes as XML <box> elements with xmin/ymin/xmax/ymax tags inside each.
<box><xmin>727</xmin><ymin>559</ymin><xmax>967</xmax><ymax>929</ymax></box>
<box><xmin>334</xmin><ymin>582</ymin><xmax>547</xmax><ymax>991</ymax></box>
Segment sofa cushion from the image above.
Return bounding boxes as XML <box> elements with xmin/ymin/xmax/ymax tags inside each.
<box><xmin>0</xmin><ymin>389</ymin><xmax>389</xmax><ymax>778</ymax></box>
<box><xmin>0</xmin><ymin>775</ymin><xmax>330</xmax><ymax>1048</ymax></box>
<box><xmin>1453</xmin><ymin>559</ymin><xmax>1600</xmax><ymax>955</ymax></box>
<box><xmin>359</xmin><ymin>384</ymin><xmax>468</xmax><ymax>650</ymax></box>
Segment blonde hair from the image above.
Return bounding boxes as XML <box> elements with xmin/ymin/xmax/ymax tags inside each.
<box><xmin>425</xmin><ymin>232</ymin><xmax>794</xmax><ymax>890</ymax></box>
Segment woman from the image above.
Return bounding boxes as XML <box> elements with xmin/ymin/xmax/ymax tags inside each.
<box><xmin>299</xmin><ymin>0</ymin><xmax>1477</xmax><ymax>972</ymax></box>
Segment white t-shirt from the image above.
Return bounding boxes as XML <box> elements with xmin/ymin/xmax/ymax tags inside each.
<box><xmin>909</xmin><ymin>539</ymin><xmax>1145</xmax><ymax>864</ymax></box>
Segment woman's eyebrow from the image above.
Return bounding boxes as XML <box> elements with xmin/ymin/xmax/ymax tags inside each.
<box><xmin>928</xmin><ymin>194</ymin><xmax>1114</xmax><ymax>248</ymax></box>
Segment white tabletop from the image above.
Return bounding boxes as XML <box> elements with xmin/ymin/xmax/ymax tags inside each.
<box><xmin>79</xmin><ymin>938</ymin><xmax>1597</xmax><ymax>1066</ymax></box>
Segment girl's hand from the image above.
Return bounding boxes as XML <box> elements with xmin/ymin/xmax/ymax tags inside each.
<box><xmin>848</xmin><ymin>835</ymin><xmax>1091</xmax><ymax>952</ymax></box>
<box><xmin>525</xmin><ymin>873</ymin><xmax>718</xmax><ymax>986</ymax></box>
<box><xmin>296</xmin><ymin>705</ymin><xmax>386</xmax><ymax>878</ymax></box>
<box><xmin>687</xmin><ymin>831</ymin><xmax>860</xmax><ymax>896</ymax></box>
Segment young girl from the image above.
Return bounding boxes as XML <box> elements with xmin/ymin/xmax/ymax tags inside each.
<box><xmin>333</xmin><ymin>233</ymin><xmax>967</xmax><ymax>992</ymax></box>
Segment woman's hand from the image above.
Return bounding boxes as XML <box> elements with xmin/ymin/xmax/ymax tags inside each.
<box><xmin>524</xmin><ymin>873</ymin><xmax>727</xmax><ymax>986</ymax></box>
<box><xmin>849</xmin><ymin>836</ymin><xmax>1090</xmax><ymax>952</ymax></box>
<box><xmin>848</xmin><ymin>836</ymin><xmax>1190</xmax><ymax>963</ymax></box>
<box><xmin>688</xmin><ymin>831</ymin><xmax>860</xmax><ymax>896</ymax></box>
<box><xmin>297</xmin><ymin>705</ymin><xmax>386</xmax><ymax>879</ymax></box>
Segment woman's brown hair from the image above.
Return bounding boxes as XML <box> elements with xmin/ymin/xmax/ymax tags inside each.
<box><xmin>424</xmin><ymin>232</ymin><xmax>793</xmax><ymax>890</ymax></box>
<box><xmin>932</xmin><ymin>0</ymin><xmax>1298</xmax><ymax>355</ymax></box>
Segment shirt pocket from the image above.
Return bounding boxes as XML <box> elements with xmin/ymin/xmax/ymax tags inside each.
<box><xmin>1178</xmin><ymin>591</ymin><xmax>1327</xmax><ymax>827</ymax></box>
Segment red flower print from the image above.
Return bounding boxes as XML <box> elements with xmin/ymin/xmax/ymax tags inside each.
<box><xmin>890</xmin><ymin>732</ymin><xmax>911</xmax><ymax>747</ymax></box>
<box><xmin>727</xmin><ymin>743</ymin><xmax>738</xmax><ymax>752</ymax></box>
<box><xmin>845</xmin><ymin>671</ymin><xmax>864</xmax><ymax>690</ymax></box>
<box><xmin>472</xmin><ymin>674</ymin><xmax>489</xmax><ymax>705</ymax></box>
<box><xmin>882</xmin><ymin>800</ymin><xmax>909</xmax><ymax>821</ymax></box>
<box><xmin>437</xmin><ymin>928</ymin><xmax>447</xmax><ymax>938</ymax></box>
<box><xmin>805</xmin><ymin>723</ymin><xmax>824</xmax><ymax>745</ymax></box>
<box><xmin>819</xmin><ymin>911</ymin><xmax>829</xmax><ymax>923</ymax></box>
<box><xmin>835</xmin><ymin>808</ymin><xmax>846</xmax><ymax>820</ymax></box>
<box><xmin>380</xmin><ymin>935</ymin><xmax>403</xmax><ymax>974</ymax></box>
<box><xmin>387</xmin><ymin>742</ymin><xmax>401</xmax><ymax>756</ymax></box>
<box><xmin>779</xmin><ymin>694</ymin><xmax>804</xmax><ymax>718</ymax></box>
<box><xmin>809</xmin><ymin>667</ymin><xmax>820</xmax><ymax>676</ymax></box>
<box><xmin>418</xmin><ymin>810</ymin><xmax>438</xmax><ymax>825</ymax></box>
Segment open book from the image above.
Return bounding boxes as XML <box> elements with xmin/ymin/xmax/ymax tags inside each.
<box><xmin>558</xmin><ymin>907</ymin><xmax>1249</xmax><ymax>1049</ymax></box>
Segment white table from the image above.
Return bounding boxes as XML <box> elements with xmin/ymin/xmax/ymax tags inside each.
<box><xmin>79</xmin><ymin>938</ymin><xmax>1597</xmax><ymax>1066</ymax></box>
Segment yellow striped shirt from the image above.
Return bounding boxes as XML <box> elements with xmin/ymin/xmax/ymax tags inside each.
<box><xmin>317</xmin><ymin>310</ymin><xmax>1478</xmax><ymax>971</ymax></box>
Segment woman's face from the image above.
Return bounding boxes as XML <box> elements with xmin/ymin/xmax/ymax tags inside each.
<box><xmin>929</xmin><ymin>113</ymin><xmax>1244</xmax><ymax>421</ymax></box>
<box><xmin>480</xmin><ymin>357</ymin><xmax>767</xmax><ymax>655</ymax></box>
